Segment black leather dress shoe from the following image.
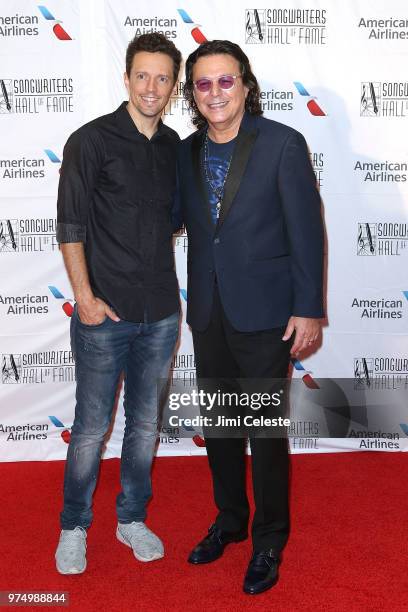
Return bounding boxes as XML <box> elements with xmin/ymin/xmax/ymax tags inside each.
<box><xmin>188</xmin><ymin>524</ymin><xmax>247</xmax><ymax>564</ymax></box>
<box><xmin>243</xmin><ymin>550</ymin><xmax>280</xmax><ymax>594</ymax></box>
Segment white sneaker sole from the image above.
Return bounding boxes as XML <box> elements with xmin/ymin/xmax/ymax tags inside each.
<box><xmin>56</xmin><ymin>560</ymin><xmax>87</xmax><ymax>575</ymax></box>
<box><xmin>116</xmin><ymin>527</ymin><xmax>164</xmax><ymax>562</ymax></box>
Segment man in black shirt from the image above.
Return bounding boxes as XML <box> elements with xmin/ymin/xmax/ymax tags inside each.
<box><xmin>55</xmin><ymin>33</ymin><xmax>181</xmax><ymax>575</ymax></box>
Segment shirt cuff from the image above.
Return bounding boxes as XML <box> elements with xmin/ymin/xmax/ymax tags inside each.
<box><xmin>56</xmin><ymin>222</ymin><xmax>86</xmax><ymax>243</ymax></box>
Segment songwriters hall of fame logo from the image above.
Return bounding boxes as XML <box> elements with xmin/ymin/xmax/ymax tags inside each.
<box><xmin>357</xmin><ymin>222</ymin><xmax>408</xmax><ymax>256</ymax></box>
<box><xmin>0</xmin><ymin>79</ymin><xmax>12</xmax><ymax>113</ymax></box>
<box><xmin>0</xmin><ymin>219</ymin><xmax>18</xmax><ymax>251</ymax></box>
<box><xmin>245</xmin><ymin>9</ymin><xmax>266</xmax><ymax>43</ymax></box>
<box><xmin>354</xmin><ymin>358</ymin><xmax>373</xmax><ymax>388</ymax></box>
<box><xmin>2</xmin><ymin>354</ymin><xmax>21</xmax><ymax>383</ymax></box>
<box><xmin>357</xmin><ymin>223</ymin><xmax>377</xmax><ymax>255</ymax></box>
<box><xmin>245</xmin><ymin>8</ymin><xmax>327</xmax><ymax>45</ymax></box>
<box><xmin>361</xmin><ymin>81</ymin><xmax>408</xmax><ymax>118</ymax></box>
<box><xmin>1</xmin><ymin>351</ymin><xmax>75</xmax><ymax>384</ymax></box>
<box><xmin>0</xmin><ymin>218</ymin><xmax>57</xmax><ymax>252</ymax></box>
<box><xmin>0</xmin><ymin>77</ymin><xmax>74</xmax><ymax>114</ymax></box>
<box><xmin>354</xmin><ymin>356</ymin><xmax>408</xmax><ymax>389</ymax></box>
<box><xmin>360</xmin><ymin>82</ymin><xmax>380</xmax><ymax>116</ymax></box>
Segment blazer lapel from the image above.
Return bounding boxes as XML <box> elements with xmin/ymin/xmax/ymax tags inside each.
<box><xmin>191</xmin><ymin>130</ymin><xmax>213</xmax><ymax>229</ymax></box>
<box><xmin>217</xmin><ymin>124</ymin><xmax>258</xmax><ymax>229</ymax></box>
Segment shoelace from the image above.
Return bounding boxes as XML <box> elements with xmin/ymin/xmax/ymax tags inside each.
<box><xmin>251</xmin><ymin>551</ymin><xmax>279</xmax><ymax>568</ymax></box>
<box><xmin>61</xmin><ymin>528</ymin><xmax>86</xmax><ymax>551</ymax></box>
<box><xmin>121</xmin><ymin>524</ymin><xmax>159</xmax><ymax>548</ymax></box>
<box><xmin>127</xmin><ymin>525</ymin><xmax>145</xmax><ymax>540</ymax></box>
<box><xmin>207</xmin><ymin>524</ymin><xmax>223</xmax><ymax>544</ymax></box>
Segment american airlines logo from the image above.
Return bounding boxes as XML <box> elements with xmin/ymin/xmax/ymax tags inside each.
<box><xmin>177</xmin><ymin>9</ymin><xmax>207</xmax><ymax>43</ymax></box>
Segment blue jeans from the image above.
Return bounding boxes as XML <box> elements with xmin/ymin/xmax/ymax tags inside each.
<box><xmin>60</xmin><ymin>307</ymin><xmax>179</xmax><ymax>530</ymax></box>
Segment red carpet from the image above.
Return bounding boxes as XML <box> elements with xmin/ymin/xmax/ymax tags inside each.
<box><xmin>0</xmin><ymin>453</ymin><xmax>407</xmax><ymax>611</ymax></box>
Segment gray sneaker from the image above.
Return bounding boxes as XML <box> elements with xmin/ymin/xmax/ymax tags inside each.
<box><xmin>55</xmin><ymin>527</ymin><xmax>87</xmax><ymax>575</ymax></box>
<box><xmin>116</xmin><ymin>522</ymin><xmax>164</xmax><ymax>562</ymax></box>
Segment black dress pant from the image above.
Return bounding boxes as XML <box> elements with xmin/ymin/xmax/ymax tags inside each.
<box><xmin>192</xmin><ymin>284</ymin><xmax>292</xmax><ymax>553</ymax></box>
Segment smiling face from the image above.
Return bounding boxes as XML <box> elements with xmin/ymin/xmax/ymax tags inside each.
<box><xmin>192</xmin><ymin>53</ymin><xmax>249</xmax><ymax>135</ymax></box>
<box><xmin>124</xmin><ymin>51</ymin><xmax>175</xmax><ymax>122</ymax></box>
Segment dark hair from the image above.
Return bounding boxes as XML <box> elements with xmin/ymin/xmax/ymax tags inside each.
<box><xmin>126</xmin><ymin>33</ymin><xmax>182</xmax><ymax>84</ymax></box>
<box><xmin>184</xmin><ymin>40</ymin><xmax>263</xmax><ymax>130</ymax></box>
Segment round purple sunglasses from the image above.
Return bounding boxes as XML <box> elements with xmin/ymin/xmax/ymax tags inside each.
<box><xmin>193</xmin><ymin>74</ymin><xmax>242</xmax><ymax>93</ymax></box>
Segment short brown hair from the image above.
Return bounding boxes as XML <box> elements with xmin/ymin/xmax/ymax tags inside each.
<box><xmin>126</xmin><ymin>33</ymin><xmax>182</xmax><ymax>84</ymax></box>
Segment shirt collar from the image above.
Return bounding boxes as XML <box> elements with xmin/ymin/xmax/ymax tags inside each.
<box><xmin>114</xmin><ymin>101</ymin><xmax>172</xmax><ymax>140</ymax></box>
<box><xmin>196</xmin><ymin>111</ymin><xmax>259</xmax><ymax>142</ymax></box>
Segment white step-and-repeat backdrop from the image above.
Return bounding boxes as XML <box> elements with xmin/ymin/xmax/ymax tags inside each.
<box><xmin>1</xmin><ymin>0</ymin><xmax>407</xmax><ymax>461</ymax></box>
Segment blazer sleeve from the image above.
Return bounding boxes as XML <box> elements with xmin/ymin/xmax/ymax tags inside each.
<box><xmin>278</xmin><ymin>131</ymin><xmax>324</xmax><ymax>318</ymax></box>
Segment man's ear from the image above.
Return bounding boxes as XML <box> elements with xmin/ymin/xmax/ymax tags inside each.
<box><xmin>124</xmin><ymin>71</ymin><xmax>129</xmax><ymax>93</ymax></box>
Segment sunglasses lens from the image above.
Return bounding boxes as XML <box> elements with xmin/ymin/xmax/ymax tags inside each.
<box><xmin>219</xmin><ymin>76</ymin><xmax>235</xmax><ymax>89</ymax></box>
<box><xmin>195</xmin><ymin>79</ymin><xmax>212</xmax><ymax>92</ymax></box>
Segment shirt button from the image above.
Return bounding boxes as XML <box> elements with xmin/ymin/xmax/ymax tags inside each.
<box><xmin>214</xmin><ymin>238</ymin><xmax>220</xmax><ymax>244</ymax></box>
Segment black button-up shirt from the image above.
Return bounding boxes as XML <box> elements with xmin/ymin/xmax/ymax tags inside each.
<box><xmin>56</xmin><ymin>102</ymin><xmax>180</xmax><ymax>323</ymax></box>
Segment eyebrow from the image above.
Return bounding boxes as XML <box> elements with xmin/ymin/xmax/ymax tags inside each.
<box><xmin>134</xmin><ymin>71</ymin><xmax>170</xmax><ymax>78</ymax></box>
<box><xmin>195</xmin><ymin>74</ymin><xmax>235</xmax><ymax>80</ymax></box>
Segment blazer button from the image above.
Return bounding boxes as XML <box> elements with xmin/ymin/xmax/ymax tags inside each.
<box><xmin>214</xmin><ymin>238</ymin><xmax>220</xmax><ymax>244</ymax></box>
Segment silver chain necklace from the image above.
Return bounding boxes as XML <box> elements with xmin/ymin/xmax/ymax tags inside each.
<box><xmin>203</xmin><ymin>130</ymin><xmax>233</xmax><ymax>219</ymax></box>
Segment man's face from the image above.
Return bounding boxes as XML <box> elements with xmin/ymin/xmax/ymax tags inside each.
<box><xmin>192</xmin><ymin>54</ymin><xmax>249</xmax><ymax>131</ymax></box>
<box><xmin>124</xmin><ymin>51</ymin><xmax>175</xmax><ymax>120</ymax></box>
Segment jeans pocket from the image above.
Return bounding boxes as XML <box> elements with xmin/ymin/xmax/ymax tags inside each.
<box><xmin>75</xmin><ymin>305</ymin><xmax>108</xmax><ymax>328</ymax></box>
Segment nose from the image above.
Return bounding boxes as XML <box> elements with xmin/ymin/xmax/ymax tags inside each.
<box><xmin>145</xmin><ymin>76</ymin><xmax>157</xmax><ymax>92</ymax></box>
<box><xmin>209</xmin><ymin>79</ymin><xmax>222</xmax><ymax>96</ymax></box>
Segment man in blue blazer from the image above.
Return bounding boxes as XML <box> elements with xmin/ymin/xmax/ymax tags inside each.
<box><xmin>177</xmin><ymin>40</ymin><xmax>324</xmax><ymax>595</ymax></box>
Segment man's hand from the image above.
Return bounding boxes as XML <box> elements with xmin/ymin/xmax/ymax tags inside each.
<box><xmin>282</xmin><ymin>316</ymin><xmax>321</xmax><ymax>356</ymax></box>
<box><xmin>59</xmin><ymin>243</ymin><xmax>120</xmax><ymax>326</ymax></box>
<box><xmin>77</xmin><ymin>296</ymin><xmax>120</xmax><ymax>326</ymax></box>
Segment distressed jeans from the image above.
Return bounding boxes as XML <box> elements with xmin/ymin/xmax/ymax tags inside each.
<box><xmin>60</xmin><ymin>306</ymin><xmax>179</xmax><ymax>530</ymax></box>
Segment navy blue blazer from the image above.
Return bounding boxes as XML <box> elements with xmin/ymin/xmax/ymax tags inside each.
<box><xmin>176</xmin><ymin>112</ymin><xmax>324</xmax><ymax>332</ymax></box>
